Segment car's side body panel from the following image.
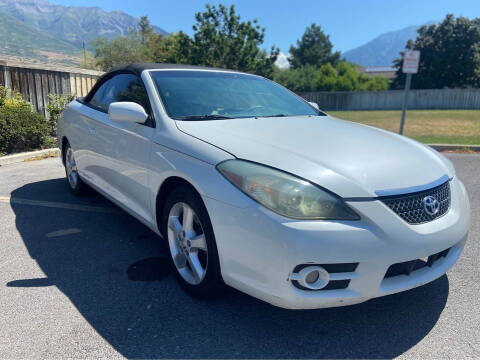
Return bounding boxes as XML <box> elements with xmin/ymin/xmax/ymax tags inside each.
<box><xmin>88</xmin><ymin>112</ymin><xmax>155</xmax><ymax>225</ymax></box>
<box><xmin>57</xmin><ymin>101</ymin><xmax>93</xmax><ymax>173</ymax></box>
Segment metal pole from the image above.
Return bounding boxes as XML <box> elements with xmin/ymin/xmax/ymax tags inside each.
<box><xmin>83</xmin><ymin>41</ymin><xmax>87</xmax><ymax>67</ymax></box>
<box><xmin>399</xmin><ymin>73</ymin><xmax>412</xmax><ymax>135</ymax></box>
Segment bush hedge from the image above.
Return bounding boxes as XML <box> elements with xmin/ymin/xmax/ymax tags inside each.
<box><xmin>47</xmin><ymin>93</ymin><xmax>75</xmax><ymax>137</ymax></box>
<box><xmin>0</xmin><ymin>86</ymin><xmax>54</xmax><ymax>155</ymax></box>
<box><xmin>0</xmin><ymin>105</ymin><xmax>51</xmax><ymax>155</ymax></box>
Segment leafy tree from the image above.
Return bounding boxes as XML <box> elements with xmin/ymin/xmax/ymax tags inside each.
<box><xmin>289</xmin><ymin>24</ymin><xmax>340</xmax><ymax>69</ymax></box>
<box><xmin>314</xmin><ymin>63</ymin><xmax>337</xmax><ymax>91</ymax></box>
<box><xmin>91</xmin><ymin>7</ymin><xmax>278</xmax><ymax>77</ymax></box>
<box><xmin>138</xmin><ymin>15</ymin><xmax>154</xmax><ymax>44</ymax></box>
<box><xmin>91</xmin><ymin>32</ymin><xmax>151</xmax><ymax>71</ymax></box>
<box><xmin>149</xmin><ymin>31</ymin><xmax>194</xmax><ymax>64</ymax></box>
<box><xmin>188</xmin><ymin>4</ymin><xmax>279</xmax><ymax>77</ymax></box>
<box><xmin>391</xmin><ymin>14</ymin><xmax>480</xmax><ymax>89</ymax></box>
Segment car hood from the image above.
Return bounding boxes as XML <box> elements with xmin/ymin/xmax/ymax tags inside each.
<box><xmin>176</xmin><ymin>115</ymin><xmax>454</xmax><ymax>198</ymax></box>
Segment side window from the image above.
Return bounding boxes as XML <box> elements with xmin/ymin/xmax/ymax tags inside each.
<box><xmin>88</xmin><ymin>74</ymin><xmax>150</xmax><ymax>113</ymax></box>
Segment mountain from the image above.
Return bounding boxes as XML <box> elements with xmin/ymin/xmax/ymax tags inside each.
<box><xmin>0</xmin><ymin>0</ymin><xmax>168</xmax><ymax>50</ymax></box>
<box><xmin>343</xmin><ymin>24</ymin><xmax>432</xmax><ymax>67</ymax></box>
<box><xmin>0</xmin><ymin>11</ymin><xmax>79</xmax><ymax>64</ymax></box>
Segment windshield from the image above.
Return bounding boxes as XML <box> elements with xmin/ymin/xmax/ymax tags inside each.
<box><xmin>150</xmin><ymin>70</ymin><xmax>324</xmax><ymax>120</ymax></box>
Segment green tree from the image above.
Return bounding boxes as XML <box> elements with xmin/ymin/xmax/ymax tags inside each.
<box><xmin>391</xmin><ymin>14</ymin><xmax>480</xmax><ymax>89</ymax></box>
<box><xmin>289</xmin><ymin>24</ymin><xmax>340</xmax><ymax>69</ymax></box>
<box><xmin>149</xmin><ymin>31</ymin><xmax>194</xmax><ymax>64</ymax></box>
<box><xmin>91</xmin><ymin>32</ymin><xmax>151</xmax><ymax>71</ymax></box>
<box><xmin>189</xmin><ymin>4</ymin><xmax>279</xmax><ymax>77</ymax></box>
<box><xmin>315</xmin><ymin>63</ymin><xmax>338</xmax><ymax>91</ymax></box>
<box><xmin>138</xmin><ymin>15</ymin><xmax>154</xmax><ymax>45</ymax></box>
<box><xmin>91</xmin><ymin>8</ymin><xmax>278</xmax><ymax>77</ymax></box>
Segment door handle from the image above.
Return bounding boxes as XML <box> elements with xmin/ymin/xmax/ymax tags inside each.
<box><xmin>88</xmin><ymin>127</ymin><xmax>96</xmax><ymax>135</ymax></box>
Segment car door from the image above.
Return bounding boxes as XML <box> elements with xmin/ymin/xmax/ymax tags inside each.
<box><xmin>82</xmin><ymin>73</ymin><xmax>155</xmax><ymax>225</ymax></box>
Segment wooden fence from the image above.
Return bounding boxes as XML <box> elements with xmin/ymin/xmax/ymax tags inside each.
<box><xmin>0</xmin><ymin>60</ymin><xmax>103</xmax><ymax>117</ymax></box>
<box><xmin>300</xmin><ymin>89</ymin><xmax>480</xmax><ymax>111</ymax></box>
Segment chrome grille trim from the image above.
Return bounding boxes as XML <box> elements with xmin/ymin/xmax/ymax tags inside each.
<box><xmin>381</xmin><ymin>180</ymin><xmax>451</xmax><ymax>224</ymax></box>
<box><xmin>375</xmin><ymin>174</ymin><xmax>450</xmax><ymax>197</ymax></box>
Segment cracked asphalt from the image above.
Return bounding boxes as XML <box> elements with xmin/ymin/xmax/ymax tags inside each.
<box><xmin>0</xmin><ymin>154</ymin><xmax>478</xmax><ymax>359</ymax></box>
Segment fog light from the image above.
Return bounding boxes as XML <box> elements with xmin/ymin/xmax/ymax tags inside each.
<box><xmin>292</xmin><ymin>266</ymin><xmax>330</xmax><ymax>290</ymax></box>
<box><xmin>305</xmin><ymin>270</ymin><xmax>320</xmax><ymax>284</ymax></box>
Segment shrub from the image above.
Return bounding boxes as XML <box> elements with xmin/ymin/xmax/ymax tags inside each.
<box><xmin>273</xmin><ymin>65</ymin><xmax>319</xmax><ymax>92</ymax></box>
<box><xmin>47</xmin><ymin>93</ymin><xmax>75</xmax><ymax>136</ymax></box>
<box><xmin>0</xmin><ymin>86</ymin><xmax>30</xmax><ymax>109</ymax></box>
<box><xmin>0</xmin><ymin>86</ymin><xmax>52</xmax><ymax>155</ymax></box>
<box><xmin>274</xmin><ymin>62</ymin><xmax>390</xmax><ymax>92</ymax></box>
<box><xmin>0</xmin><ymin>105</ymin><xmax>50</xmax><ymax>154</ymax></box>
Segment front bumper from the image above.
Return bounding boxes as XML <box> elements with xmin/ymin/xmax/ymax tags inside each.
<box><xmin>203</xmin><ymin>177</ymin><xmax>470</xmax><ymax>309</ymax></box>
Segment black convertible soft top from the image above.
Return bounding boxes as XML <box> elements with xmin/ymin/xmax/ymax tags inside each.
<box><xmin>83</xmin><ymin>63</ymin><xmax>244</xmax><ymax>103</ymax></box>
<box><xmin>110</xmin><ymin>63</ymin><xmax>241</xmax><ymax>76</ymax></box>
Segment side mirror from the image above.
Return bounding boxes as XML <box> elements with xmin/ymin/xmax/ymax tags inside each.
<box><xmin>108</xmin><ymin>102</ymin><xmax>148</xmax><ymax>124</ymax></box>
<box><xmin>308</xmin><ymin>102</ymin><xmax>320</xmax><ymax>110</ymax></box>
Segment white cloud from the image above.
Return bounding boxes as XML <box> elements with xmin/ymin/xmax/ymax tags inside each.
<box><xmin>274</xmin><ymin>52</ymin><xmax>290</xmax><ymax>69</ymax></box>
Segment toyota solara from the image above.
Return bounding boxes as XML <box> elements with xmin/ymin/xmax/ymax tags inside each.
<box><xmin>57</xmin><ymin>63</ymin><xmax>470</xmax><ymax>309</ymax></box>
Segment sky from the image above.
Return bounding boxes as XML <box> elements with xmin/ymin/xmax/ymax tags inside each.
<box><xmin>49</xmin><ymin>0</ymin><xmax>480</xmax><ymax>54</ymax></box>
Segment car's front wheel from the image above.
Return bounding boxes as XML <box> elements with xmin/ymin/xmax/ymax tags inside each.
<box><xmin>162</xmin><ymin>185</ymin><xmax>223</xmax><ymax>298</ymax></box>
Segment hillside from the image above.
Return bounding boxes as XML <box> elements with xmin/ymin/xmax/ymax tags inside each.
<box><xmin>343</xmin><ymin>24</ymin><xmax>429</xmax><ymax>67</ymax></box>
<box><xmin>0</xmin><ymin>0</ymin><xmax>168</xmax><ymax>49</ymax></box>
<box><xmin>0</xmin><ymin>11</ymin><xmax>79</xmax><ymax>64</ymax></box>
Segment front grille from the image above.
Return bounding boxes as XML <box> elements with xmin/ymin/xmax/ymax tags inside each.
<box><xmin>381</xmin><ymin>181</ymin><xmax>450</xmax><ymax>224</ymax></box>
<box><xmin>384</xmin><ymin>247</ymin><xmax>450</xmax><ymax>278</ymax></box>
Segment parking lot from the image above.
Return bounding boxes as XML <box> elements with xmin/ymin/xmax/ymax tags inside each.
<box><xmin>0</xmin><ymin>154</ymin><xmax>478</xmax><ymax>359</ymax></box>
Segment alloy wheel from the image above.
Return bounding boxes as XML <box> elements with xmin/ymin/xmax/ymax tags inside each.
<box><xmin>167</xmin><ymin>202</ymin><xmax>208</xmax><ymax>285</ymax></box>
<box><xmin>66</xmin><ymin>147</ymin><xmax>79</xmax><ymax>188</ymax></box>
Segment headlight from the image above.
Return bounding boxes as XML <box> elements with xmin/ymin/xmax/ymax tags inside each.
<box><xmin>217</xmin><ymin>160</ymin><xmax>359</xmax><ymax>220</ymax></box>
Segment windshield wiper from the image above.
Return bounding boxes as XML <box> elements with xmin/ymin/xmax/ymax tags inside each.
<box><xmin>257</xmin><ymin>114</ymin><xmax>288</xmax><ymax>118</ymax></box>
<box><xmin>179</xmin><ymin>114</ymin><xmax>234</xmax><ymax>121</ymax></box>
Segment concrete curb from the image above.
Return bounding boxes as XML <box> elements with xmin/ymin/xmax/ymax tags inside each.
<box><xmin>428</xmin><ymin>144</ymin><xmax>480</xmax><ymax>152</ymax></box>
<box><xmin>0</xmin><ymin>148</ymin><xmax>60</xmax><ymax>166</ymax></box>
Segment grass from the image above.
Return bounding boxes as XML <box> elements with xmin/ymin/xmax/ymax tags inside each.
<box><xmin>23</xmin><ymin>151</ymin><xmax>59</xmax><ymax>162</ymax></box>
<box><xmin>328</xmin><ymin>110</ymin><xmax>480</xmax><ymax>145</ymax></box>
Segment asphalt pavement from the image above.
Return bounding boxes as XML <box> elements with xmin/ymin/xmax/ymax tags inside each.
<box><xmin>0</xmin><ymin>154</ymin><xmax>478</xmax><ymax>359</ymax></box>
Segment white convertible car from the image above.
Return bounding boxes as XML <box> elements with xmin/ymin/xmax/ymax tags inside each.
<box><xmin>58</xmin><ymin>63</ymin><xmax>470</xmax><ymax>309</ymax></box>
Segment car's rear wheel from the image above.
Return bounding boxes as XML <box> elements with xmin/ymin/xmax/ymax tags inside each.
<box><xmin>64</xmin><ymin>143</ymin><xmax>88</xmax><ymax>196</ymax></box>
<box><xmin>162</xmin><ymin>185</ymin><xmax>223</xmax><ymax>298</ymax></box>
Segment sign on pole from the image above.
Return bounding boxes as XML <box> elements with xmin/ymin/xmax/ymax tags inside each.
<box><xmin>402</xmin><ymin>50</ymin><xmax>420</xmax><ymax>74</ymax></box>
<box><xmin>399</xmin><ymin>50</ymin><xmax>420</xmax><ymax>134</ymax></box>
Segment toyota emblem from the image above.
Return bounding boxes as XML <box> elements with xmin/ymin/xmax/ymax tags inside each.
<box><xmin>423</xmin><ymin>195</ymin><xmax>440</xmax><ymax>216</ymax></box>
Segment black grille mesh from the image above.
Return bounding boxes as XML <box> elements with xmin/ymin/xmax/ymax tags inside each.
<box><xmin>381</xmin><ymin>181</ymin><xmax>451</xmax><ymax>224</ymax></box>
<box><xmin>384</xmin><ymin>248</ymin><xmax>450</xmax><ymax>278</ymax></box>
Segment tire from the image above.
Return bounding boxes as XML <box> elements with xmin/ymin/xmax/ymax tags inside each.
<box><xmin>161</xmin><ymin>185</ymin><xmax>224</xmax><ymax>298</ymax></box>
<box><xmin>64</xmin><ymin>143</ymin><xmax>88</xmax><ymax>196</ymax></box>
